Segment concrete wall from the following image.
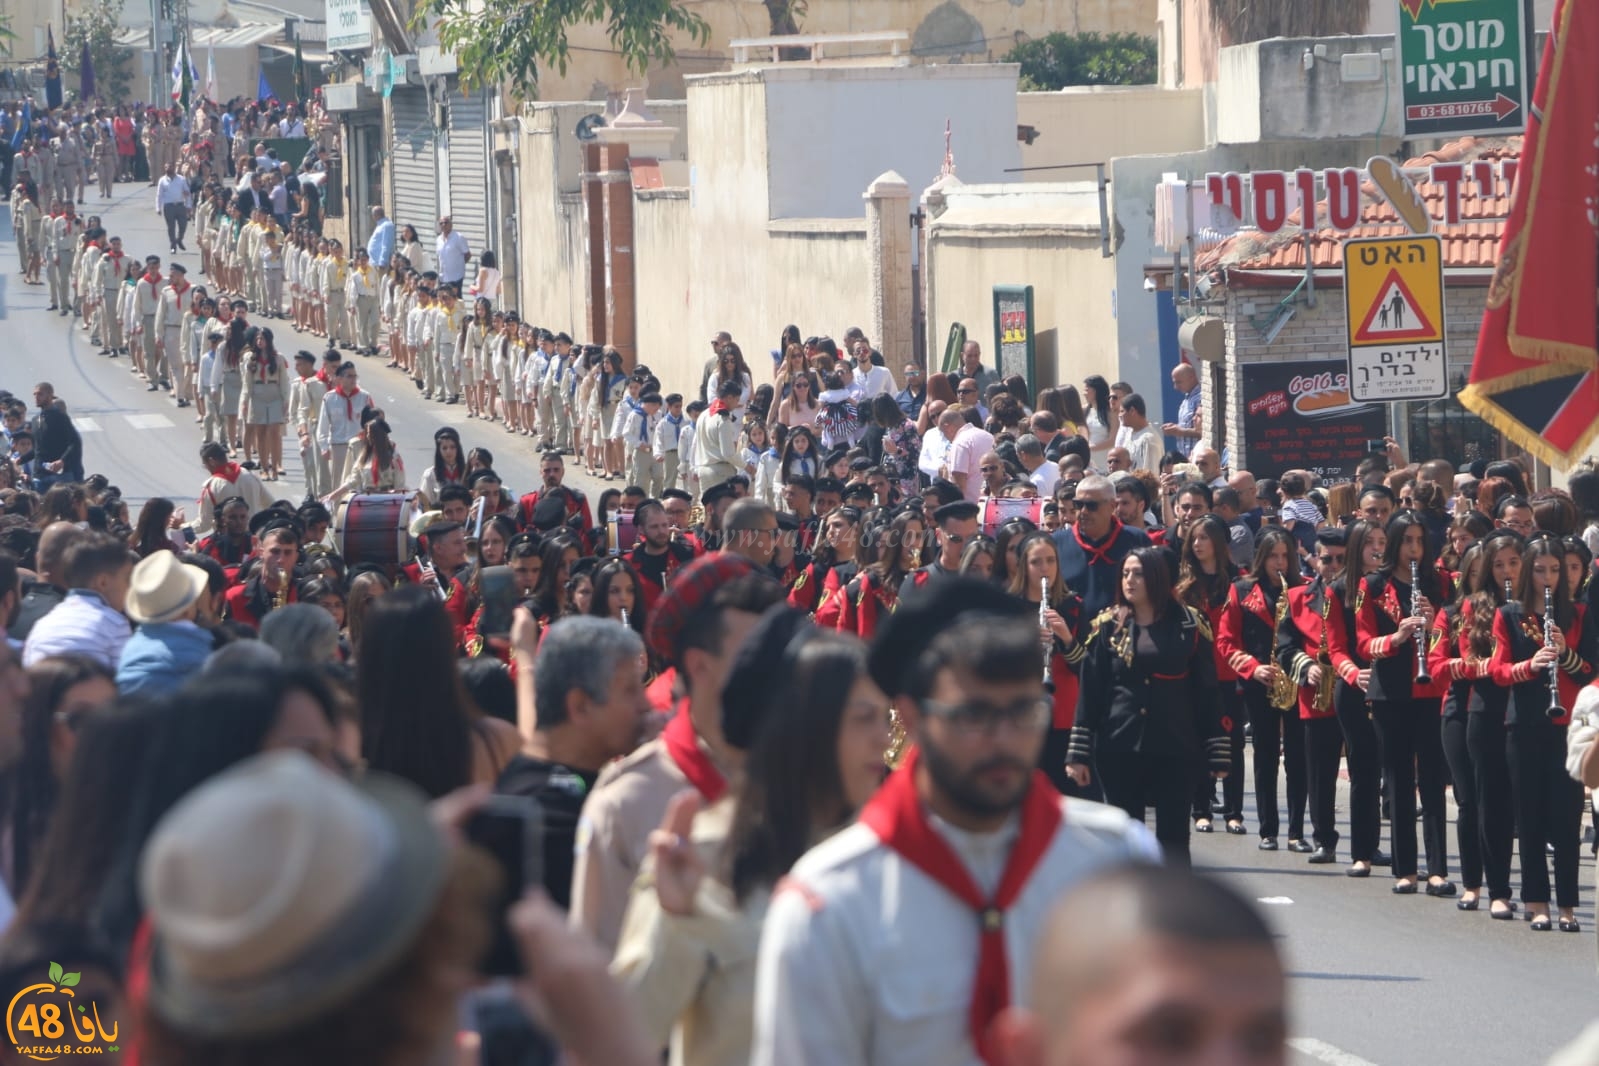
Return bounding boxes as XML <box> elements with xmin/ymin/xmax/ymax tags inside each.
<box><xmin>757</xmin><ymin>64</ymin><xmax>1021</xmax><ymax>219</ymax></box>
<box><xmin>526</xmin><ymin>0</ymin><xmax>1157</xmax><ymax>101</ymax></box>
<box><xmin>1216</xmin><ymin>36</ymin><xmax>1404</xmax><ymax>145</ymax></box>
<box><xmin>1017</xmin><ymin>86</ymin><xmax>1206</xmax><ymax>180</ymax></box>
<box><xmin>515</xmin><ymin>106</ymin><xmax>591</xmax><ymax>334</ymax></box>
<box><xmin>633</xmin><ymin>189</ymin><xmax>696</xmax><ymax>387</ymax></box>
<box><xmin>926</xmin><ymin>182</ymin><xmax>1118</xmax><ymax>390</ymax></box>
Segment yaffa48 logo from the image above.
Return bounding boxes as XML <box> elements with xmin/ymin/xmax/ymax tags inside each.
<box><xmin>7</xmin><ymin>961</ymin><xmax>119</xmax><ymax>1060</ymax></box>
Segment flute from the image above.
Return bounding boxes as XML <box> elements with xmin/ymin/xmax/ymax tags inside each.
<box><xmin>1040</xmin><ymin>578</ymin><xmax>1055</xmax><ymax>693</ymax></box>
<box><xmin>1411</xmin><ymin>560</ymin><xmax>1431</xmax><ymax>684</ymax></box>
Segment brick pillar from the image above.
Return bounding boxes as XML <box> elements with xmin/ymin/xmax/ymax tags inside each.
<box><xmin>581</xmin><ymin>142</ymin><xmax>608</xmax><ymax>345</ymax></box>
<box><xmin>598</xmin><ymin>141</ymin><xmax>636</xmax><ymax>369</ymax></box>
<box><xmin>864</xmin><ymin>171</ymin><xmax>913</xmax><ymax>370</ymax></box>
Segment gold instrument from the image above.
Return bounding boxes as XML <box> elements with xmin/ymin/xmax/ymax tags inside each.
<box><xmin>1545</xmin><ymin>585</ymin><xmax>1566</xmax><ymax>721</ymax></box>
<box><xmin>1313</xmin><ymin>586</ymin><xmax>1335</xmax><ymax>713</ymax></box>
<box><xmin>1411</xmin><ymin>560</ymin><xmax>1432</xmax><ymax>685</ymax></box>
<box><xmin>272</xmin><ymin>579</ymin><xmax>288</xmax><ymax>612</ymax></box>
<box><xmin>1269</xmin><ymin>572</ymin><xmax>1299</xmax><ymax>710</ymax></box>
<box><xmin>884</xmin><ymin>708</ymin><xmax>909</xmax><ymax>769</ymax></box>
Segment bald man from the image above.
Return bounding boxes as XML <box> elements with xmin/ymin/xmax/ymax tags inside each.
<box><xmin>995</xmin><ymin>864</ymin><xmax>1288</xmax><ymax>1066</ymax></box>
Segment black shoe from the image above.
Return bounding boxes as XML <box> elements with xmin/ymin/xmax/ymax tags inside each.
<box><xmin>1425</xmin><ymin>880</ymin><xmax>1457</xmax><ymax>898</ymax></box>
<box><xmin>46</xmin><ymin>304</ymin><xmax>56</xmax><ymax>310</ymax></box>
<box><xmin>1373</xmin><ymin>850</ymin><xmax>1393</xmax><ymax>867</ymax></box>
<box><xmin>1347</xmin><ymin>863</ymin><xmax>1372</xmax><ymax>878</ymax></box>
<box><xmin>1457</xmin><ymin>897</ymin><xmax>1479</xmax><ymax>911</ymax></box>
<box><xmin>1490</xmin><ymin>901</ymin><xmax>1516</xmax><ymax>920</ymax></box>
<box><xmin>1224</xmin><ymin>821</ymin><xmax>1247</xmax><ymax>835</ymax></box>
<box><xmin>1194</xmin><ymin>820</ymin><xmax>1214</xmax><ymax>834</ymax></box>
<box><xmin>1560</xmin><ymin>917</ymin><xmax>1581</xmax><ymax>933</ymax></box>
<box><xmin>1530</xmin><ymin>915</ymin><xmax>1552</xmax><ymax>931</ymax></box>
<box><xmin>1286</xmin><ymin>839</ymin><xmax>1314</xmax><ymax>854</ymax></box>
<box><xmin>1392</xmin><ymin>881</ymin><xmax>1418</xmax><ymax>895</ymax></box>
<box><xmin>1258</xmin><ymin>838</ymin><xmax>1278</xmax><ymax>852</ymax></box>
<box><xmin>146</xmin><ymin>383</ymin><xmax>158</xmax><ymax>391</ymax></box>
<box><xmin>1308</xmin><ymin>846</ymin><xmax>1337</xmax><ymax>864</ymax></box>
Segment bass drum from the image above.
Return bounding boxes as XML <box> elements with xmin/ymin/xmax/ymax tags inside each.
<box><xmin>978</xmin><ymin>496</ymin><xmax>1044</xmax><ymax>539</ymax></box>
<box><xmin>608</xmin><ymin>509</ymin><xmax>638</xmax><ymax>556</ymax></box>
<box><xmin>336</xmin><ymin>491</ymin><xmax>423</xmax><ymax>568</ymax></box>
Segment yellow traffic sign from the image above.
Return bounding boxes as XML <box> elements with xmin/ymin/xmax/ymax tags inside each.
<box><xmin>1342</xmin><ymin>235</ymin><xmax>1448</xmax><ymax>402</ymax></box>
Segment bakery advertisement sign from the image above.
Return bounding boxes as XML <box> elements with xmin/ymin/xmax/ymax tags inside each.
<box><xmin>1241</xmin><ymin>362</ymin><xmax>1389</xmax><ymax>481</ymax></box>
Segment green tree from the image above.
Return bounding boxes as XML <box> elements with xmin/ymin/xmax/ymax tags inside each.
<box><xmin>414</xmin><ymin>0</ymin><xmax>711</xmax><ymax>100</ymax></box>
<box><xmin>63</xmin><ymin>0</ymin><xmax>134</xmax><ymax>104</ymax></box>
<box><xmin>1207</xmin><ymin>0</ymin><xmax>1371</xmax><ymax>43</ymax></box>
<box><xmin>1003</xmin><ymin>32</ymin><xmax>1158</xmax><ymax>92</ymax></box>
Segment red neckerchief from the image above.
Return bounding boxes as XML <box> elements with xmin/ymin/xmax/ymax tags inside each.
<box><xmin>170</xmin><ymin>279</ymin><xmax>190</xmax><ymax>299</ymax></box>
<box><xmin>336</xmin><ymin>385</ymin><xmax>358</xmax><ymax>422</ymax></box>
<box><xmin>1071</xmin><ymin>517</ymin><xmax>1125</xmax><ymax>568</ymax></box>
<box><xmin>706</xmin><ymin>398</ymin><xmax>730</xmax><ymax>418</ymax></box>
<box><xmin>442</xmin><ymin>465</ymin><xmax>462</xmax><ymax>483</ymax></box>
<box><xmin>142</xmin><ymin>270</ymin><xmax>161</xmax><ymax>286</ymax></box>
<box><xmin>858</xmin><ymin>746</ymin><xmax>1062</xmax><ymax>1065</ymax></box>
<box><xmin>216</xmin><ymin>462</ymin><xmax>242</xmax><ymax>484</ymax></box>
<box><xmin>660</xmin><ymin>705</ymin><xmax>726</xmax><ymax>802</ymax></box>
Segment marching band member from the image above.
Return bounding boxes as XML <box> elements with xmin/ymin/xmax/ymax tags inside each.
<box><xmin>1176</xmin><ymin>514</ymin><xmax>1245</xmax><ymax>835</ymax></box>
<box><xmin>1011</xmin><ymin>529</ymin><xmax>1085</xmax><ymax>798</ymax></box>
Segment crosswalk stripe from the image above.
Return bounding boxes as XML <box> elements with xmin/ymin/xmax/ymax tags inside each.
<box><xmin>1289</xmin><ymin>1037</ymin><xmax>1381</xmax><ymax>1066</ymax></box>
<box><xmin>75</xmin><ymin>417</ymin><xmax>102</xmax><ymax>433</ymax></box>
<box><xmin>124</xmin><ymin>413</ymin><xmax>176</xmax><ymax>430</ymax></box>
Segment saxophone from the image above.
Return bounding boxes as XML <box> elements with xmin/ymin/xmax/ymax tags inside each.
<box><xmin>1269</xmin><ymin>572</ymin><xmax>1299</xmax><ymax>710</ymax></box>
<box><xmin>1313</xmin><ymin>585</ymin><xmax>1336</xmax><ymax>712</ymax></box>
<box><xmin>884</xmin><ymin>709</ymin><xmax>909</xmax><ymax>769</ymax></box>
<box><xmin>272</xmin><ymin>578</ymin><xmax>288</xmax><ymax>613</ymax></box>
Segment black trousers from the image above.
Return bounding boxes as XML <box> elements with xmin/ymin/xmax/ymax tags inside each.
<box><xmin>1370</xmin><ymin>697</ymin><xmax>1449</xmax><ymax>880</ymax></box>
<box><xmin>1439</xmin><ymin>714</ymin><xmax>1482</xmax><ymax>892</ymax></box>
<box><xmin>1192</xmin><ymin>682</ymin><xmax>1246</xmax><ymax>822</ymax></box>
<box><xmin>1508</xmin><ymin>724</ymin><xmax>1584</xmax><ymax>908</ymax></box>
<box><xmin>1098</xmin><ymin>750</ymin><xmax>1195</xmax><ymax>867</ymax></box>
<box><xmin>1303</xmin><ymin>715</ymin><xmax>1344</xmax><ymax>852</ymax></box>
<box><xmin>1466</xmin><ymin>709</ymin><xmax>1514</xmax><ymax>900</ymax></box>
<box><xmin>1245</xmin><ymin>685</ymin><xmax>1306</xmax><ymax>840</ymax></box>
<box><xmin>1334</xmin><ymin>681</ymin><xmax>1383</xmax><ymax>862</ymax></box>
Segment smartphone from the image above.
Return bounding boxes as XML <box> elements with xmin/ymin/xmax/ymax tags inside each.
<box><xmin>466</xmin><ymin>795</ymin><xmax>545</xmax><ymax>977</ymax></box>
<box><xmin>1367</xmin><ymin>439</ymin><xmax>1387</xmax><ymax>453</ymax></box>
<box><xmin>475</xmin><ymin>565</ymin><xmax>517</xmax><ymax>638</ymax></box>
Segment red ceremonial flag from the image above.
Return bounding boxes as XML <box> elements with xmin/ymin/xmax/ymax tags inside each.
<box><xmin>1460</xmin><ymin>0</ymin><xmax>1599</xmax><ymax>466</ymax></box>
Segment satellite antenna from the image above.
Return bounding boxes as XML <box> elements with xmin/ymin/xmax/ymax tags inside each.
<box><xmin>575</xmin><ymin>113</ymin><xmax>606</xmax><ymax>141</ymax></box>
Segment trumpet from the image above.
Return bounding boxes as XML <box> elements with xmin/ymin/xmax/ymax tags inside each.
<box><xmin>1411</xmin><ymin>560</ymin><xmax>1431</xmax><ymax>685</ymax></box>
<box><xmin>1545</xmin><ymin>585</ymin><xmax>1566</xmax><ymax>721</ymax></box>
<box><xmin>1040</xmin><ymin>579</ymin><xmax>1055</xmax><ymax>694</ymax></box>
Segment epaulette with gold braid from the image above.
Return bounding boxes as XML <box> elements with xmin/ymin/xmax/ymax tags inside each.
<box><xmin>1354</xmin><ymin>588</ymin><xmax>1365</xmax><ymax>613</ymax></box>
<box><xmin>1184</xmin><ymin>604</ymin><xmax>1213</xmax><ymax>642</ymax></box>
<box><xmin>791</xmin><ymin>569</ymin><xmax>808</xmax><ymax>592</ymax></box>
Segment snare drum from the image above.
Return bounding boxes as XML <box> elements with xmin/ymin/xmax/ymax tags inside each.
<box><xmin>336</xmin><ymin>491</ymin><xmax>423</xmax><ymax>568</ymax></box>
<box><xmin>978</xmin><ymin>497</ymin><xmax>1044</xmax><ymax>538</ymax></box>
<box><xmin>608</xmin><ymin>509</ymin><xmax>639</xmax><ymax>556</ymax></box>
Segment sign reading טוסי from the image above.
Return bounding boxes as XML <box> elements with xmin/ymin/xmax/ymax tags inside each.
<box><xmin>1397</xmin><ymin>0</ymin><xmax>1528</xmax><ymax>138</ymax></box>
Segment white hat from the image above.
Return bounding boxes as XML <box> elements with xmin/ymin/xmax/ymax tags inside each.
<box><xmin>124</xmin><ymin>552</ymin><xmax>209</xmax><ymax>625</ymax></box>
<box><xmin>140</xmin><ymin>751</ymin><xmax>448</xmax><ymax>1038</ymax></box>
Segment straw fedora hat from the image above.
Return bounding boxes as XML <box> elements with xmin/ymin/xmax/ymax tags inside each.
<box><xmin>124</xmin><ymin>552</ymin><xmax>210</xmax><ymax>625</ymax></box>
<box><xmin>139</xmin><ymin>751</ymin><xmax>448</xmax><ymax>1038</ymax></box>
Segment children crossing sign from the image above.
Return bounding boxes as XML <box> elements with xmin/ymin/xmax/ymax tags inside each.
<box><xmin>1343</xmin><ymin>236</ymin><xmax>1449</xmax><ymax>402</ymax></box>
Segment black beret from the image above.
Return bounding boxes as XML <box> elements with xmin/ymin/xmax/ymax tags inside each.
<box><xmin>823</xmin><ymin>448</ymin><xmax>850</xmax><ymax>468</ymax></box>
<box><xmin>721</xmin><ymin>604</ymin><xmax>817</xmax><ymax>750</ymax></box>
<box><xmin>867</xmin><ymin>576</ymin><xmax>1032</xmax><ymax>697</ymax></box>
<box><xmin>700</xmin><ymin>481</ymin><xmax>737</xmax><ymax>508</ymax></box>
<box><xmin>467</xmin><ymin>468</ymin><xmax>501</xmax><ymax>489</ymax></box>
<box><xmin>531</xmin><ymin>490</ymin><xmax>569</xmax><ymax>531</ymax></box>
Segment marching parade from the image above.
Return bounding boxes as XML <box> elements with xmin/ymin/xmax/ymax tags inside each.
<box><xmin>0</xmin><ymin>0</ymin><xmax>1598</xmax><ymax>1063</ymax></box>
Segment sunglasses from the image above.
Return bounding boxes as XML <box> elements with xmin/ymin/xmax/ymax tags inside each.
<box><xmin>1073</xmin><ymin>498</ymin><xmax>1106</xmax><ymax>512</ymax></box>
<box><xmin>957</xmin><ymin>387</ymin><xmax>978</xmax><ymax>395</ymax></box>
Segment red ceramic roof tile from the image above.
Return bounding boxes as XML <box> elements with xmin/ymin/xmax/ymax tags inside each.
<box><xmin>1199</xmin><ymin>136</ymin><xmax>1521</xmax><ymax>275</ymax></box>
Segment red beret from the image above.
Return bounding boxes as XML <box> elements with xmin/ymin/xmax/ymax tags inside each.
<box><xmin>645</xmin><ymin>553</ymin><xmax>758</xmax><ymax>667</ymax></box>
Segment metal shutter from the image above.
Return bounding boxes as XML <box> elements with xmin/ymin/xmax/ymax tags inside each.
<box><xmin>389</xmin><ymin>87</ymin><xmax>438</xmax><ymax>242</ymax></box>
<box><xmin>445</xmin><ymin>82</ymin><xmax>491</xmax><ymax>255</ymax></box>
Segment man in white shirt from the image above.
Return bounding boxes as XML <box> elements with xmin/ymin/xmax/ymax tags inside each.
<box><xmin>23</xmin><ymin>533</ymin><xmax>135</xmax><ymax>670</ymax></box>
<box><xmin>155</xmin><ymin>162</ymin><xmax>192</xmax><ymax>253</ymax></box>
<box><xmin>434</xmin><ymin>215</ymin><xmax>470</xmax><ymax>288</ymax></box>
<box><xmin>317</xmin><ymin>361</ymin><xmax>375</xmax><ymax>485</ymax></box>
<box><xmin>1016</xmin><ymin>434</ymin><xmax>1059</xmax><ymax>498</ymax></box>
<box><xmin>852</xmin><ymin>340</ymin><xmax>896</xmax><ymax>398</ymax></box>
<box><xmin>1120</xmin><ymin>393</ymin><xmax>1164</xmax><ymax>475</ymax></box>
<box><xmin>753</xmin><ymin>580</ymin><xmax>1156</xmax><ymax>1066</ymax></box>
<box><xmin>942</xmin><ymin>406</ymin><xmax>997</xmax><ymax>503</ymax></box>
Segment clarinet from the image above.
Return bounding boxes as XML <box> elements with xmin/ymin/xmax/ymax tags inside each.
<box><xmin>621</xmin><ymin>606</ymin><xmax>630</xmax><ymax>631</ymax></box>
<box><xmin>1544</xmin><ymin>585</ymin><xmax>1566</xmax><ymax>720</ymax></box>
<box><xmin>1411</xmin><ymin>560</ymin><xmax>1431</xmax><ymax>685</ymax></box>
<box><xmin>1040</xmin><ymin>579</ymin><xmax>1056</xmax><ymax>694</ymax></box>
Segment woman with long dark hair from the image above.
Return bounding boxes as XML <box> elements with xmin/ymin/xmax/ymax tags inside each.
<box><xmin>1427</xmin><ymin>537</ymin><xmax>1489</xmax><ymax>913</ymax></box>
<box><xmin>1356</xmin><ymin>511</ymin><xmax>1454</xmax><ymax>896</ymax></box>
<box><xmin>358</xmin><ymin>584</ymin><xmax>519</xmax><ymax>797</ymax></box>
<box><xmin>612</xmin><ymin>612</ymin><xmax>889</xmax><ymax>1066</ymax></box>
<box><xmin>788</xmin><ymin>505</ymin><xmax>861</xmax><ymax>627</ymax></box>
<box><xmin>1489</xmin><ymin>535</ymin><xmax>1596</xmax><ymax>931</ymax></box>
<box><xmin>220</xmin><ymin>317</ymin><xmax>247</xmax><ymax>451</ymax></box>
<box><xmin>1082</xmin><ymin>374</ymin><xmax>1115</xmax><ymax>456</ymax></box>
<box><xmin>5</xmin><ymin>656</ymin><xmax>116</xmax><ymax>895</ymax></box>
<box><xmin>838</xmin><ymin>508</ymin><xmax>923</xmax><ymax>640</ymax></box>
<box><xmin>1218</xmin><ymin>526</ymin><xmax>1307</xmax><ymax>852</ymax></box>
<box><xmin>1068</xmin><ymin>546</ymin><xmax>1228</xmax><ymax>865</ymax></box>
<box><xmin>706</xmin><ymin>342</ymin><xmax>754</xmax><ymax>421</ymax></box>
<box><xmin>776</xmin><ymin>425</ymin><xmax>820</xmax><ymax>491</ymax></box>
<box><xmin>1177</xmin><ymin>514</ymin><xmax>1245</xmax><ymax>834</ymax></box>
<box><xmin>324</xmin><ymin>407</ymin><xmax>405</xmax><ymax>505</ymax></box>
<box><xmin>1326</xmin><ymin>519</ymin><xmax>1386</xmax><ymax>876</ymax></box>
<box><xmin>419</xmin><ymin>426</ymin><xmax>466</xmax><ymax>506</ymax></box>
<box><xmin>243</xmin><ymin>326</ymin><xmax>290</xmax><ymax>480</ymax></box>
<box><xmin>1461</xmin><ymin>529</ymin><xmax>1523</xmax><ymax>919</ymax></box>
<box><xmin>131</xmin><ymin>498</ymin><xmax>185</xmax><ymax>558</ymax></box>
<box><xmin>1008</xmin><ymin>530</ymin><xmax>1086</xmax><ymax>796</ymax></box>
<box><xmin>590</xmin><ymin>557</ymin><xmax>646</xmax><ymax>635</ymax></box>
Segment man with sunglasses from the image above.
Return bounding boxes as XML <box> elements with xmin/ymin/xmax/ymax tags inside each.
<box><xmin>1053</xmin><ymin>474</ymin><xmax>1151</xmax><ymax>619</ymax></box>
<box><xmin>903</xmin><ymin>500</ymin><xmax>979</xmax><ymax>594</ymax></box>
<box><xmin>754</xmin><ymin>579</ymin><xmax>1156</xmax><ymax>1066</ymax></box>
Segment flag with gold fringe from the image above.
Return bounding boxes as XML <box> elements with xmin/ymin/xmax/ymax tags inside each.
<box><xmin>1460</xmin><ymin>0</ymin><xmax>1599</xmax><ymax>467</ymax></box>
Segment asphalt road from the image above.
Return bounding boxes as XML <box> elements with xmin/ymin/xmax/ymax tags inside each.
<box><xmin>5</xmin><ymin>186</ymin><xmax>1598</xmax><ymax>1066</ymax></box>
